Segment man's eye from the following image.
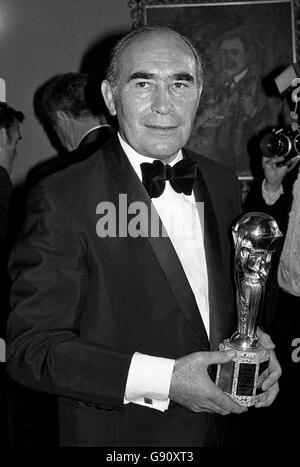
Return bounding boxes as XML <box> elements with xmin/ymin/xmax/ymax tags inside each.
<box><xmin>172</xmin><ymin>82</ymin><xmax>187</xmax><ymax>90</ymax></box>
<box><xmin>136</xmin><ymin>82</ymin><xmax>151</xmax><ymax>88</ymax></box>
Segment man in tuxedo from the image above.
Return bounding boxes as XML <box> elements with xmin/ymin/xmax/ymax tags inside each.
<box><xmin>29</xmin><ymin>72</ymin><xmax>114</xmax><ymax>183</ymax></box>
<box><xmin>6</xmin><ymin>26</ymin><xmax>281</xmax><ymax>447</ymax></box>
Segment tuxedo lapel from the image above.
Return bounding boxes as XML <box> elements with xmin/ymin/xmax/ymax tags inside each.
<box><xmin>192</xmin><ymin>161</ymin><xmax>229</xmax><ymax>351</ymax></box>
<box><xmin>102</xmin><ymin>137</ymin><xmax>210</xmax><ymax>349</ymax></box>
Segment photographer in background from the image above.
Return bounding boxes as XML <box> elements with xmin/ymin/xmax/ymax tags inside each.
<box><xmin>252</xmin><ymin>151</ymin><xmax>300</xmax><ymax>445</ymax></box>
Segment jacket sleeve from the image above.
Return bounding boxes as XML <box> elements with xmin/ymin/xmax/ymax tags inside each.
<box><xmin>6</xmin><ymin>184</ymin><xmax>131</xmax><ymax>407</ymax></box>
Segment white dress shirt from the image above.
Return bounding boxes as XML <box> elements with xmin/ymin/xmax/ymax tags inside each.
<box><xmin>119</xmin><ymin>133</ymin><xmax>210</xmax><ymax>411</ymax></box>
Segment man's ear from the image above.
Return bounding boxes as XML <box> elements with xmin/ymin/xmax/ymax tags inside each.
<box><xmin>101</xmin><ymin>80</ymin><xmax>117</xmax><ymax>116</ymax></box>
<box><xmin>0</xmin><ymin>127</ymin><xmax>8</xmax><ymax>148</ymax></box>
<box><xmin>56</xmin><ymin>110</ymin><xmax>69</xmax><ymax>128</ymax></box>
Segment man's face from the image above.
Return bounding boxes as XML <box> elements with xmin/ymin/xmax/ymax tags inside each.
<box><xmin>102</xmin><ymin>31</ymin><xmax>201</xmax><ymax>162</ymax></box>
<box><xmin>219</xmin><ymin>37</ymin><xmax>247</xmax><ymax>78</ymax></box>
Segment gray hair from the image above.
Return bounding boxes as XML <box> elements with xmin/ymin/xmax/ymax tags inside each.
<box><xmin>105</xmin><ymin>26</ymin><xmax>204</xmax><ymax>93</ymax></box>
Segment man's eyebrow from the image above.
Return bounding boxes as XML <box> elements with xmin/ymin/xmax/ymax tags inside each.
<box><xmin>127</xmin><ymin>72</ymin><xmax>155</xmax><ymax>82</ymax></box>
<box><xmin>172</xmin><ymin>73</ymin><xmax>194</xmax><ymax>82</ymax></box>
<box><xmin>127</xmin><ymin>72</ymin><xmax>195</xmax><ymax>83</ymax></box>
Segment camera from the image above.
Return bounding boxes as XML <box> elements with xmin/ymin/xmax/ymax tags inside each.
<box><xmin>260</xmin><ymin>127</ymin><xmax>300</xmax><ymax>166</ymax></box>
<box><xmin>260</xmin><ymin>64</ymin><xmax>300</xmax><ymax>167</ymax></box>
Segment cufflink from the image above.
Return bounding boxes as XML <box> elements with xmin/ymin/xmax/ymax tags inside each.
<box><xmin>144</xmin><ymin>398</ymin><xmax>153</xmax><ymax>405</ymax></box>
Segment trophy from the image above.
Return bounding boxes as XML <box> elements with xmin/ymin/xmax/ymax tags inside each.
<box><xmin>215</xmin><ymin>212</ymin><xmax>282</xmax><ymax>407</ymax></box>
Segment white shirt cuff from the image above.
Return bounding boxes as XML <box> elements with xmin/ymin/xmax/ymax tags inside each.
<box><xmin>262</xmin><ymin>179</ymin><xmax>283</xmax><ymax>205</ymax></box>
<box><xmin>124</xmin><ymin>352</ymin><xmax>175</xmax><ymax>412</ymax></box>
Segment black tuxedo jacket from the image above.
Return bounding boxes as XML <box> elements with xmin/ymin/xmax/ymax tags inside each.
<box><xmin>27</xmin><ymin>125</ymin><xmax>115</xmax><ymax>185</ymax></box>
<box><xmin>7</xmin><ymin>135</ymin><xmax>242</xmax><ymax>446</ymax></box>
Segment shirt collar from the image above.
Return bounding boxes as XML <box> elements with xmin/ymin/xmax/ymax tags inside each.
<box><xmin>117</xmin><ymin>132</ymin><xmax>183</xmax><ymax>181</ymax></box>
<box><xmin>77</xmin><ymin>124</ymin><xmax>110</xmax><ymax>148</ymax></box>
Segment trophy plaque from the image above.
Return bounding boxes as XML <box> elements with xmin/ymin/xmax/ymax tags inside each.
<box><xmin>215</xmin><ymin>212</ymin><xmax>282</xmax><ymax>407</ymax></box>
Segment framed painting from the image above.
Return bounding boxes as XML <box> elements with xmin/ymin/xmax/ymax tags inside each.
<box><xmin>128</xmin><ymin>0</ymin><xmax>296</xmax><ymax>182</ymax></box>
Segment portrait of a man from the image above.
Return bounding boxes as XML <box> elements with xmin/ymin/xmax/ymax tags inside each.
<box><xmin>187</xmin><ymin>28</ymin><xmax>279</xmax><ymax>176</ymax></box>
<box><xmin>140</xmin><ymin>0</ymin><xmax>295</xmax><ymax>177</ymax></box>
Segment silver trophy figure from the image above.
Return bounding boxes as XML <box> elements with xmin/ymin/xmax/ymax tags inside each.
<box><xmin>215</xmin><ymin>212</ymin><xmax>282</xmax><ymax>406</ymax></box>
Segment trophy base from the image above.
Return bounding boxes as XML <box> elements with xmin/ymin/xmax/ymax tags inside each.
<box><xmin>215</xmin><ymin>339</ymin><xmax>270</xmax><ymax>407</ymax></box>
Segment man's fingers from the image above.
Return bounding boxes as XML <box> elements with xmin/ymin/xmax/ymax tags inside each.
<box><xmin>257</xmin><ymin>327</ymin><xmax>275</xmax><ymax>349</ymax></box>
<box><xmin>205</xmin><ymin>349</ymin><xmax>236</xmax><ymax>365</ymax></box>
<box><xmin>263</xmin><ymin>155</ymin><xmax>284</xmax><ymax>164</ymax></box>
<box><xmin>255</xmin><ymin>383</ymin><xmax>279</xmax><ymax>408</ymax></box>
<box><xmin>261</xmin><ymin>371</ymin><xmax>279</xmax><ymax>391</ymax></box>
<box><xmin>206</xmin><ymin>376</ymin><xmax>247</xmax><ymax>415</ymax></box>
<box><xmin>257</xmin><ymin>368</ymin><xmax>268</xmax><ymax>390</ymax></box>
<box><xmin>260</xmin><ymin>336</ymin><xmax>275</xmax><ymax>349</ymax></box>
<box><xmin>255</xmin><ymin>348</ymin><xmax>281</xmax><ymax>408</ymax></box>
<box><xmin>261</xmin><ymin>352</ymin><xmax>282</xmax><ymax>391</ymax></box>
<box><xmin>212</xmin><ymin>387</ymin><xmax>248</xmax><ymax>414</ymax></box>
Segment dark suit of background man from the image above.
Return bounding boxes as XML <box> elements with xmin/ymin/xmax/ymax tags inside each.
<box><xmin>0</xmin><ymin>102</ymin><xmax>24</xmax><ymax>445</ymax></box>
<box><xmin>29</xmin><ymin>72</ymin><xmax>114</xmax><ymax>184</ymax></box>
<box><xmin>0</xmin><ymin>103</ymin><xmax>24</xmax><ymax>245</ymax></box>
<box><xmin>6</xmin><ymin>26</ymin><xmax>281</xmax><ymax>447</ymax></box>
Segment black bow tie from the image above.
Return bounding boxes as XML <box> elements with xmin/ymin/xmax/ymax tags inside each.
<box><xmin>140</xmin><ymin>157</ymin><xmax>198</xmax><ymax>198</ymax></box>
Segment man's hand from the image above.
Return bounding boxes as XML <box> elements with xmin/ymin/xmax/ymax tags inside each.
<box><xmin>262</xmin><ymin>156</ymin><xmax>288</xmax><ymax>192</ymax></box>
<box><xmin>169</xmin><ymin>351</ymin><xmax>248</xmax><ymax>415</ymax></box>
<box><xmin>255</xmin><ymin>327</ymin><xmax>282</xmax><ymax>408</ymax></box>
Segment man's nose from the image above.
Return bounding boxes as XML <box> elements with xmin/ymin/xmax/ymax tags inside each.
<box><xmin>151</xmin><ymin>86</ymin><xmax>174</xmax><ymax>115</ymax></box>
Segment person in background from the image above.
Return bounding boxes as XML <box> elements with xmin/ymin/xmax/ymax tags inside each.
<box><xmin>21</xmin><ymin>73</ymin><xmax>114</xmax><ymax>446</ymax></box>
<box><xmin>30</xmin><ymin>72</ymin><xmax>114</xmax><ymax>183</ymax></box>
<box><xmin>0</xmin><ymin>102</ymin><xmax>24</xmax><ymax>446</ymax></box>
<box><xmin>249</xmin><ymin>153</ymin><xmax>300</xmax><ymax>445</ymax></box>
<box><xmin>6</xmin><ymin>26</ymin><xmax>281</xmax><ymax>447</ymax></box>
<box><xmin>0</xmin><ymin>102</ymin><xmax>23</xmax><ymax>244</ymax></box>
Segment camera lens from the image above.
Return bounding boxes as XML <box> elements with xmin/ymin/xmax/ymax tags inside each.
<box><xmin>260</xmin><ymin>132</ymin><xmax>292</xmax><ymax>157</ymax></box>
<box><xmin>293</xmin><ymin>133</ymin><xmax>300</xmax><ymax>154</ymax></box>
